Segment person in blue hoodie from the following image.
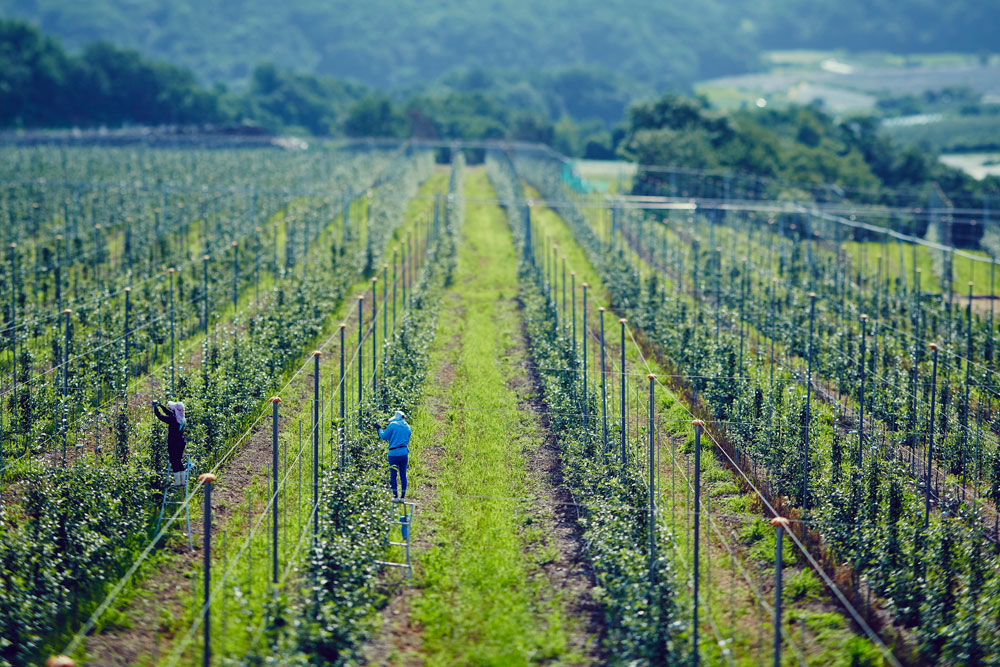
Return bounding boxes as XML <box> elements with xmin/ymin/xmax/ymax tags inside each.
<box><xmin>374</xmin><ymin>410</ymin><xmax>411</xmax><ymax>502</ymax></box>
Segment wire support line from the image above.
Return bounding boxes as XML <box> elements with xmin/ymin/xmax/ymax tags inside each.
<box><xmin>0</xmin><ymin>147</ymin><xmax>414</xmax><ymax>343</ymax></box>
<box><xmin>637</xmin><ymin>228</ymin><xmax>999</xmax><ymax>375</ymax></box>
<box><xmin>0</xmin><ymin>167</ymin><xmax>423</xmax><ymax>402</ymax></box>
<box><xmin>0</xmin><ymin>309</ymin><xmax>170</xmax><ymax>399</ymax></box>
<box><xmin>0</xmin><ymin>213</ymin><xmax>277</xmax><ymax>339</ymax></box>
<box><xmin>1</xmin><ymin>242</ymin><xmax>368</xmax><ymax>476</ymax></box>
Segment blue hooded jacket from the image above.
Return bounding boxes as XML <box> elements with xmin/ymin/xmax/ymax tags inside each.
<box><xmin>378</xmin><ymin>411</ymin><xmax>410</xmax><ymax>457</ymax></box>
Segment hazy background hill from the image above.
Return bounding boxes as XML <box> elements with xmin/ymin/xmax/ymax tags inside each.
<box><xmin>752</xmin><ymin>0</ymin><xmax>999</xmax><ymax>54</ymax></box>
<box><xmin>0</xmin><ymin>0</ymin><xmax>758</xmax><ymax>90</ymax></box>
<box><xmin>4</xmin><ymin>0</ymin><xmax>996</xmax><ymax>94</ymax></box>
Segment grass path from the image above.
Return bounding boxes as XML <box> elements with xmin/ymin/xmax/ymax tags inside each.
<box><xmin>367</xmin><ymin>168</ymin><xmax>600</xmax><ymax>665</ymax></box>
<box><xmin>362</xmin><ymin>267</ymin><xmax>462</xmax><ymax>666</ymax></box>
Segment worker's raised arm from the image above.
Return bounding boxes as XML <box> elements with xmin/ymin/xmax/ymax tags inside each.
<box><xmin>152</xmin><ymin>402</ymin><xmax>172</xmax><ymax>423</ymax></box>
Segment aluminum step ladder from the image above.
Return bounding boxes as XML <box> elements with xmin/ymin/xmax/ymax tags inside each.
<box><xmin>155</xmin><ymin>467</ymin><xmax>193</xmax><ymax>551</ymax></box>
<box><xmin>376</xmin><ymin>500</ymin><xmax>415</xmax><ymax>579</ymax></box>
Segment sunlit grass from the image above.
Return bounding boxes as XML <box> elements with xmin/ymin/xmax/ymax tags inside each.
<box><xmin>407</xmin><ymin>170</ymin><xmax>582</xmax><ymax>665</ymax></box>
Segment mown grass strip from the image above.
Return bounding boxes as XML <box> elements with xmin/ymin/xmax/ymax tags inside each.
<box><xmin>407</xmin><ymin>169</ymin><xmax>583</xmax><ymax>665</ymax></box>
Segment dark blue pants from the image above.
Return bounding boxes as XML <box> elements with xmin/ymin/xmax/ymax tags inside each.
<box><xmin>388</xmin><ymin>454</ymin><xmax>408</xmax><ymax>498</ymax></box>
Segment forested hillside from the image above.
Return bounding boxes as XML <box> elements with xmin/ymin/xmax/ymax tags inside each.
<box><xmin>0</xmin><ymin>0</ymin><xmax>758</xmax><ymax>88</ymax></box>
<box><xmin>6</xmin><ymin>0</ymin><xmax>996</xmax><ymax>95</ymax></box>
<box><xmin>0</xmin><ymin>19</ymin><xmax>623</xmax><ymax>153</ymax></box>
<box><xmin>752</xmin><ymin>0</ymin><xmax>1000</xmax><ymax>54</ymax></box>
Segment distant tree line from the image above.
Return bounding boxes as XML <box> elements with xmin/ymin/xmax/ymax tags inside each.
<box><xmin>0</xmin><ymin>19</ymin><xmax>622</xmax><ymax>157</ymax></box>
<box><xmin>619</xmin><ymin>94</ymin><xmax>1000</xmax><ymax>245</ymax></box>
<box><xmin>4</xmin><ymin>0</ymin><xmax>997</xmax><ymax>96</ymax></box>
<box><xmin>0</xmin><ymin>20</ymin><xmax>222</xmax><ymax>127</ymax></box>
<box><xmin>620</xmin><ymin>94</ymin><xmax>933</xmax><ymax>193</ymax></box>
<box><xmin>0</xmin><ymin>0</ymin><xmax>760</xmax><ymax>91</ymax></box>
<box><xmin>3</xmin><ymin>18</ymin><xmax>996</xmax><ymax>221</ymax></box>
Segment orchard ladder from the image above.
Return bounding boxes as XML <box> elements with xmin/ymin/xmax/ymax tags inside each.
<box><xmin>376</xmin><ymin>500</ymin><xmax>415</xmax><ymax>579</ymax></box>
<box><xmin>155</xmin><ymin>468</ymin><xmax>194</xmax><ymax>552</ymax></box>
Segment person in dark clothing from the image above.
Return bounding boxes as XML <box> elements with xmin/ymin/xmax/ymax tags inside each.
<box><xmin>153</xmin><ymin>399</ymin><xmax>188</xmax><ymax>484</ymax></box>
<box><xmin>374</xmin><ymin>410</ymin><xmax>411</xmax><ymax>501</ymax></box>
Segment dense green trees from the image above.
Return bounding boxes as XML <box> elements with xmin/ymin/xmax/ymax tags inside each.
<box><xmin>344</xmin><ymin>95</ymin><xmax>408</xmax><ymax>138</ymax></box>
<box><xmin>439</xmin><ymin>65</ymin><xmax>640</xmax><ymax>126</ymax></box>
<box><xmin>238</xmin><ymin>63</ymin><xmax>367</xmax><ymax>135</ymax></box>
<box><xmin>0</xmin><ymin>19</ymin><xmax>223</xmax><ymax>128</ymax></box>
<box><xmin>754</xmin><ymin>0</ymin><xmax>999</xmax><ymax>54</ymax></box>
<box><xmin>0</xmin><ymin>19</ymin><xmax>73</xmax><ymax>126</ymax></box>
<box><xmin>5</xmin><ymin>0</ymin><xmax>997</xmax><ymax>95</ymax></box>
<box><xmin>402</xmin><ymin>91</ymin><xmax>507</xmax><ymax>141</ymax></box>
<box><xmin>618</xmin><ymin>93</ymin><xmax>999</xmax><ymax>225</ymax></box>
<box><xmin>0</xmin><ymin>0</ymin><xmax>759</xmax><ymax>89</ymax></box>
<box><xmin>0</xmin><ymin>20</ymin><xmax>608</xmax><ymax>154</ymax></box>
<box><xmin>618</xmin><ymin>97</ymin><xmax>885</xmax><ymax>191</ymax></box>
